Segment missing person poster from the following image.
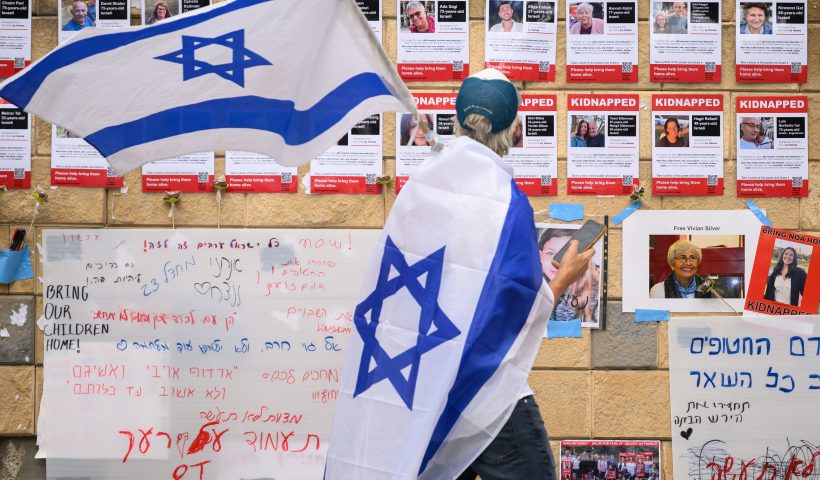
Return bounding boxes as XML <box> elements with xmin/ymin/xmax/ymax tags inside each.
<box><xmin>559</xmin><ymin>440</ymin><xmax>661</xmax><ymax>479</ymax></box>
<box><xmin>651</xmin><ymin>94</ymin><xmax>724</xmax><ymax>196</ymax></box>
<box><xmin>224</xmin><ymin>151</ymin><xmax>298</xmax><ymax>193</ymax></box>
<box><xmin>735</xmin><ymin>96</ymin><xmax>808</xmax><ymax>197</ymax></box>
<box><xmin>567</xmin><ymin>94</ymin><xmax>639</xmax><ymax>195</ymax></box>
<box><xmin>0</xmin><ymin>99</ymin><xmax>30</xmax><ymax>189</ymax></box>
<box><xmin>141</xmin><ymin>153</ymin><xmax>215</xmax><ymax>192</ymax></box>
<box><xmin>55</xmin><ymin>0</ymin><xmax>129</xmax><ymax>186</ymax></box>
<box><xmin>650</xmin><ymin>1</ymin><xmax>721</xmax><ymax>82</ymax></box>
<box><xmin>745</xmin><ymin>226</ymin><xmax>819</xmax><ymax>315</ymax></box>
<box><xmin>58</xmin><ymin>0</ymin><xmax>130</xmax><ymax>44</ymax></box>
<box><xmin>51</xmin><ymin>125</ymin><xmax>124</xmax><ymax>188</ymax></box>
<box><xmin>397</xmin><ymin>0</ymin><xmax>469</xmax><ymax>81</ymax></box>
<box><xmin>565</xmin><ymin>0</ymin><xmax>638</xmax><ymax>83</ymax></box>
<box><xmin>735</xmin><ymin>0</ymin><xmax>807</xmax><ymax>83</ymax></box>
<box><xmin>0</xmin><ymin>0</ymin><xmax>31</xmax><ymax>78</ymax></box>
<box><xmin>508</xmin><ymin>94</ymin><xmax>557</xmax><ymax>195</ymax></box>
<box><xmin>669</xmin><ymin>316</ymin><xmax>820</xmax><ymax>480</ymax></box>
<box><xmin>306</xmin><ymin>114</ymin><xmax>383</xmax><ymax>195</ymax></box>
<box><xmin>484</xmin><ymin>0</ymin><xmax>557</xmax><ymax>81</ymax></box>
<box><xmin>357</xmin><ymin>0</ymin><xmax>382</xmax><ymax>39</ymax></box>
<box><xmin>395</xmin><ymin>93</ymin><xmax>456</xmax><ymax>194</ymax></box>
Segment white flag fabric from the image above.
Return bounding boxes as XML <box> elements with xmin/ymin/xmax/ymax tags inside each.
<box><xmin>0</xmin><ymin>0</ymin><xmax>414</xmax><ymax>175</ymax></box>
<box><xmin>325</xmin><ymin>136</ymin><xmax>555</xmax><ymax>479</ymax></box>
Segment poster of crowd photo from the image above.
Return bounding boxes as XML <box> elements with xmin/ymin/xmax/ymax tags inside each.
<box><xmin>559</xmin><ymin>440</ymin><xmax>661</xmax><ymax>480</ymax></box>
<box><xmin>622</xmin><ymin>210</ymin><xmax>760</xmax><ymax>313</ymax></box>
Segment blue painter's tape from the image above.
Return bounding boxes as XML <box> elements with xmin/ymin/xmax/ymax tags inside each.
<box><xmin>549</xmin><ymin>203</ymin><xmax>584</xmax><ymax>221</ymax></box>
<box><xmin>745</xmin><ymin>200</ymin><xmax>772</xmax><ymax>227</ymax></box>
<box><xmin>634</xmin><ymin>309</ymin><xmax>670</xmax><ymax>323</ymax></box>
<box><xmin>0</xmin><ymin>247</ymin><xmax>33</xmax><ymax>284</ymax></box>
<box><xmin>547</xmin><ymin>319</ymin><xmax>582</xmax><ymax>338</ymax></box>
<box><xmin>612</xmin><ymin>201</ymin><xmax>643</xmax><ymax>225</ymax></box>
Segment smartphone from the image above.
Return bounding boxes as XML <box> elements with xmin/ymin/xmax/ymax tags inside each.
<box><xmin>552</xmin><ymin>220</ymin><xmax>606</xmax><ymax>265</ymax></box>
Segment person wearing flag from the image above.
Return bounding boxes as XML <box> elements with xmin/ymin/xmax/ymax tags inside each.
<box><xmin>325</xmin><ymin>68</ymin><xmax>594</xmax><ymax>479</ymax></box>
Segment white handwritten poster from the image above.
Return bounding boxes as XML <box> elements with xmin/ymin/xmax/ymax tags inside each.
<box><xmin>669</xmin><ymin>316</ymin><xmax>820</xmax><ymax>480</ymax></box>
<box><xmin>41</xmin><ymin>229</ymin><xmax>379</xmax><ymax>479</ymax></box>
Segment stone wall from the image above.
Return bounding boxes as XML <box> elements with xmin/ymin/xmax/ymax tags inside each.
<box><xmin>1</xmin><ymin>0</ymin><xmax>819</xmax><ymax>477</ymax></box>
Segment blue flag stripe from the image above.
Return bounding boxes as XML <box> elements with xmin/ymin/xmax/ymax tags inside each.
<box><xmin>419</xmin><ymin>180</ymin><xmax>542</xmax><ymax>475</ymax></box>
<box><xmin>0</xmin><ymin>0</ymin><xmax>270</xmax><ymax>108</ymax></box>
<box><xmin>83</xmin><ymin>72</ymin><xmax>392</xmax><ymax>156</ymax></box>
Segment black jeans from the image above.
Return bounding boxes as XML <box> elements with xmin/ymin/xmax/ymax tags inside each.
<box><xmin>456</xmin><ymin>395</ymin><xmax>556</xmax><ymax>480</ymax></box>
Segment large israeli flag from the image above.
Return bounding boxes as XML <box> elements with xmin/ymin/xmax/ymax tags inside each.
<box><xmin>0</xmin><ymin>0</ymin><xmax>414</xmax><ymax>174</ymax></box>
<box><xmin>325</xmin><ymin>136</ymin><xmax>554</xmax><ymax>479</ymax></box>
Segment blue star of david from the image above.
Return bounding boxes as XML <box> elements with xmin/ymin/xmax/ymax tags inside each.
<box><xmin>155</xmin><ymin>29</ymin><xmax>271</xmax><ymax>87</ymax></box>
<box><xmin>353</xmin><ymin>236</ymin><xmax>460</xmax><ymax>410</ymax></box>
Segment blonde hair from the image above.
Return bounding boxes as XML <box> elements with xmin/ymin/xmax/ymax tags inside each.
<box><xmin>570</xmin><ymin>259</ymin><xmax>597</xmax><ymax>322</ymax></box>
<box><xmin>666</xmin><ymin>239</ymin><xmax>702</xmax><ymax>266</ymax></box>
<box><xmin>453</xmin><ymin>113</ymin><xmax>520</xmax><ymax>157</ymax></box>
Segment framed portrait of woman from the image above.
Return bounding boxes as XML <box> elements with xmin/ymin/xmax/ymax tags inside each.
<box><xmin>536</xmin><ymin>221</ymin><xmax>607</xmax><ymax>328</ymax></box>
<box><xmin>622</xmin><ymin>210</ymin><xmax>760</xmax><ymax>313</ymax></box>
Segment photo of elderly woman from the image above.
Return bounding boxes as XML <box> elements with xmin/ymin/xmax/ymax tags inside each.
<box><xmin>764</xmin><ymin>240</ymin><xmax>809</xmax><ymax>307</ymax></box>
<box><xmin>399</xmin><ymin>113</ymin><xmax>434</xmax><ymax>147</ymax></box>
<box><xmin>537</xmin><ymin>224</ymin><xmax>605</xmax><ymax>328</ymax></box>
<box><xmin>739</xmin><ymin>2</ymin><xmax>772</xmax><ymax>34</ymax></box>
<box><xmin>568</xmin><ymin>2</ymin><xmax>605</xmax><ymax>35</ymax></box>
<box><xmin>649</xmin><ymin>235</ymin><xmax>745</xmax><ymax>299</ymax></box>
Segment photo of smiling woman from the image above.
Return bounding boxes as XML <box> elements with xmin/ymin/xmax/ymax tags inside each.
<box><xmin>538</xmin><ymin>225</ymin><xmax>604</xmax><ymax>328</ymax></box>
<box><xmin>648</xmin><ymin>235</ymin><xmax>746</xmax><ymax>299</ymax></box>
<box><xmin>764</xmin><ymin>240</ymin><xmax>809</xmax><ymax>307</ymax></box>
<box><xmin>655</xmin><ymin>116</ymin><xmax>688</xmax><ymax>147</ymax></box>
<box><xmin>146</xmin><ymin>0</ymin><xmax>173</xmax><ymax>24</ymax></box>
<box><xmin>739</xmin><ymin>2</ymin><xmax>772</xmax><ymax>34</ymax></box>
<box><xmin>649</xmin><ymin>240</ymin><xmax>712</xmax><ymax>298</ymax></box>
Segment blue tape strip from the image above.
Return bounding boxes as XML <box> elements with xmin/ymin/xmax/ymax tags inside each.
<box><xmin>634</xmin><ymin>308</ymin><xmax>670</xmax><ymax>323</ymax></box>
<box><xmin>0</xmin><ymin>247</ymin><xmax>33</xmax><ymax>284</ymax></box>
<box><xmin>612</xmin><ymin>200</ymin><xmax>643</xmax><ymax>225</ymax></box>
<box><xmin>547</xmin><ymin>319</ymin><xmax>582</xmax><ymax>338</ymax></box>
<box><xmin>549</xmin><ymin>203</ymin><xmax>584</xmax><ymax>222</ymax></box>
<box><xmin>745</xmin><ymin>200</ymin><xmax>772</xmax><ymax>227</ymax></box>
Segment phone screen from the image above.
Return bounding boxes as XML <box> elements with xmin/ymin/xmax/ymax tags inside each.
<box><xmin>552</xmin><ymin>220</ymin><xmax>606</xmax><ymax>265</ymax></box>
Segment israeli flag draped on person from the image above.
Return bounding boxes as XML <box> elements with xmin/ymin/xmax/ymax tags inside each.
<box><xmin>0</xmin><ymin>0</ymin><xmax>415</xmax><ymax>175</ymax></box>
<box><xmin>324</xmin><ymin>135</ymin><xmax>555</xmax><ymax>478</ymax></box>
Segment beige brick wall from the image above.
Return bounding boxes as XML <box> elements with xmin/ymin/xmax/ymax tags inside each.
<box><xmin>1</xmin><ymin>2</ymin><xmax>818</xmax><ymax>478</ymax></box>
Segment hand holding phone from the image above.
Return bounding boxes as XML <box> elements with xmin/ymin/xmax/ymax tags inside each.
<box><xmin>552</xmin><ymin>220</ymin><xmax>606</xmax><ymax>266</ymax></box>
